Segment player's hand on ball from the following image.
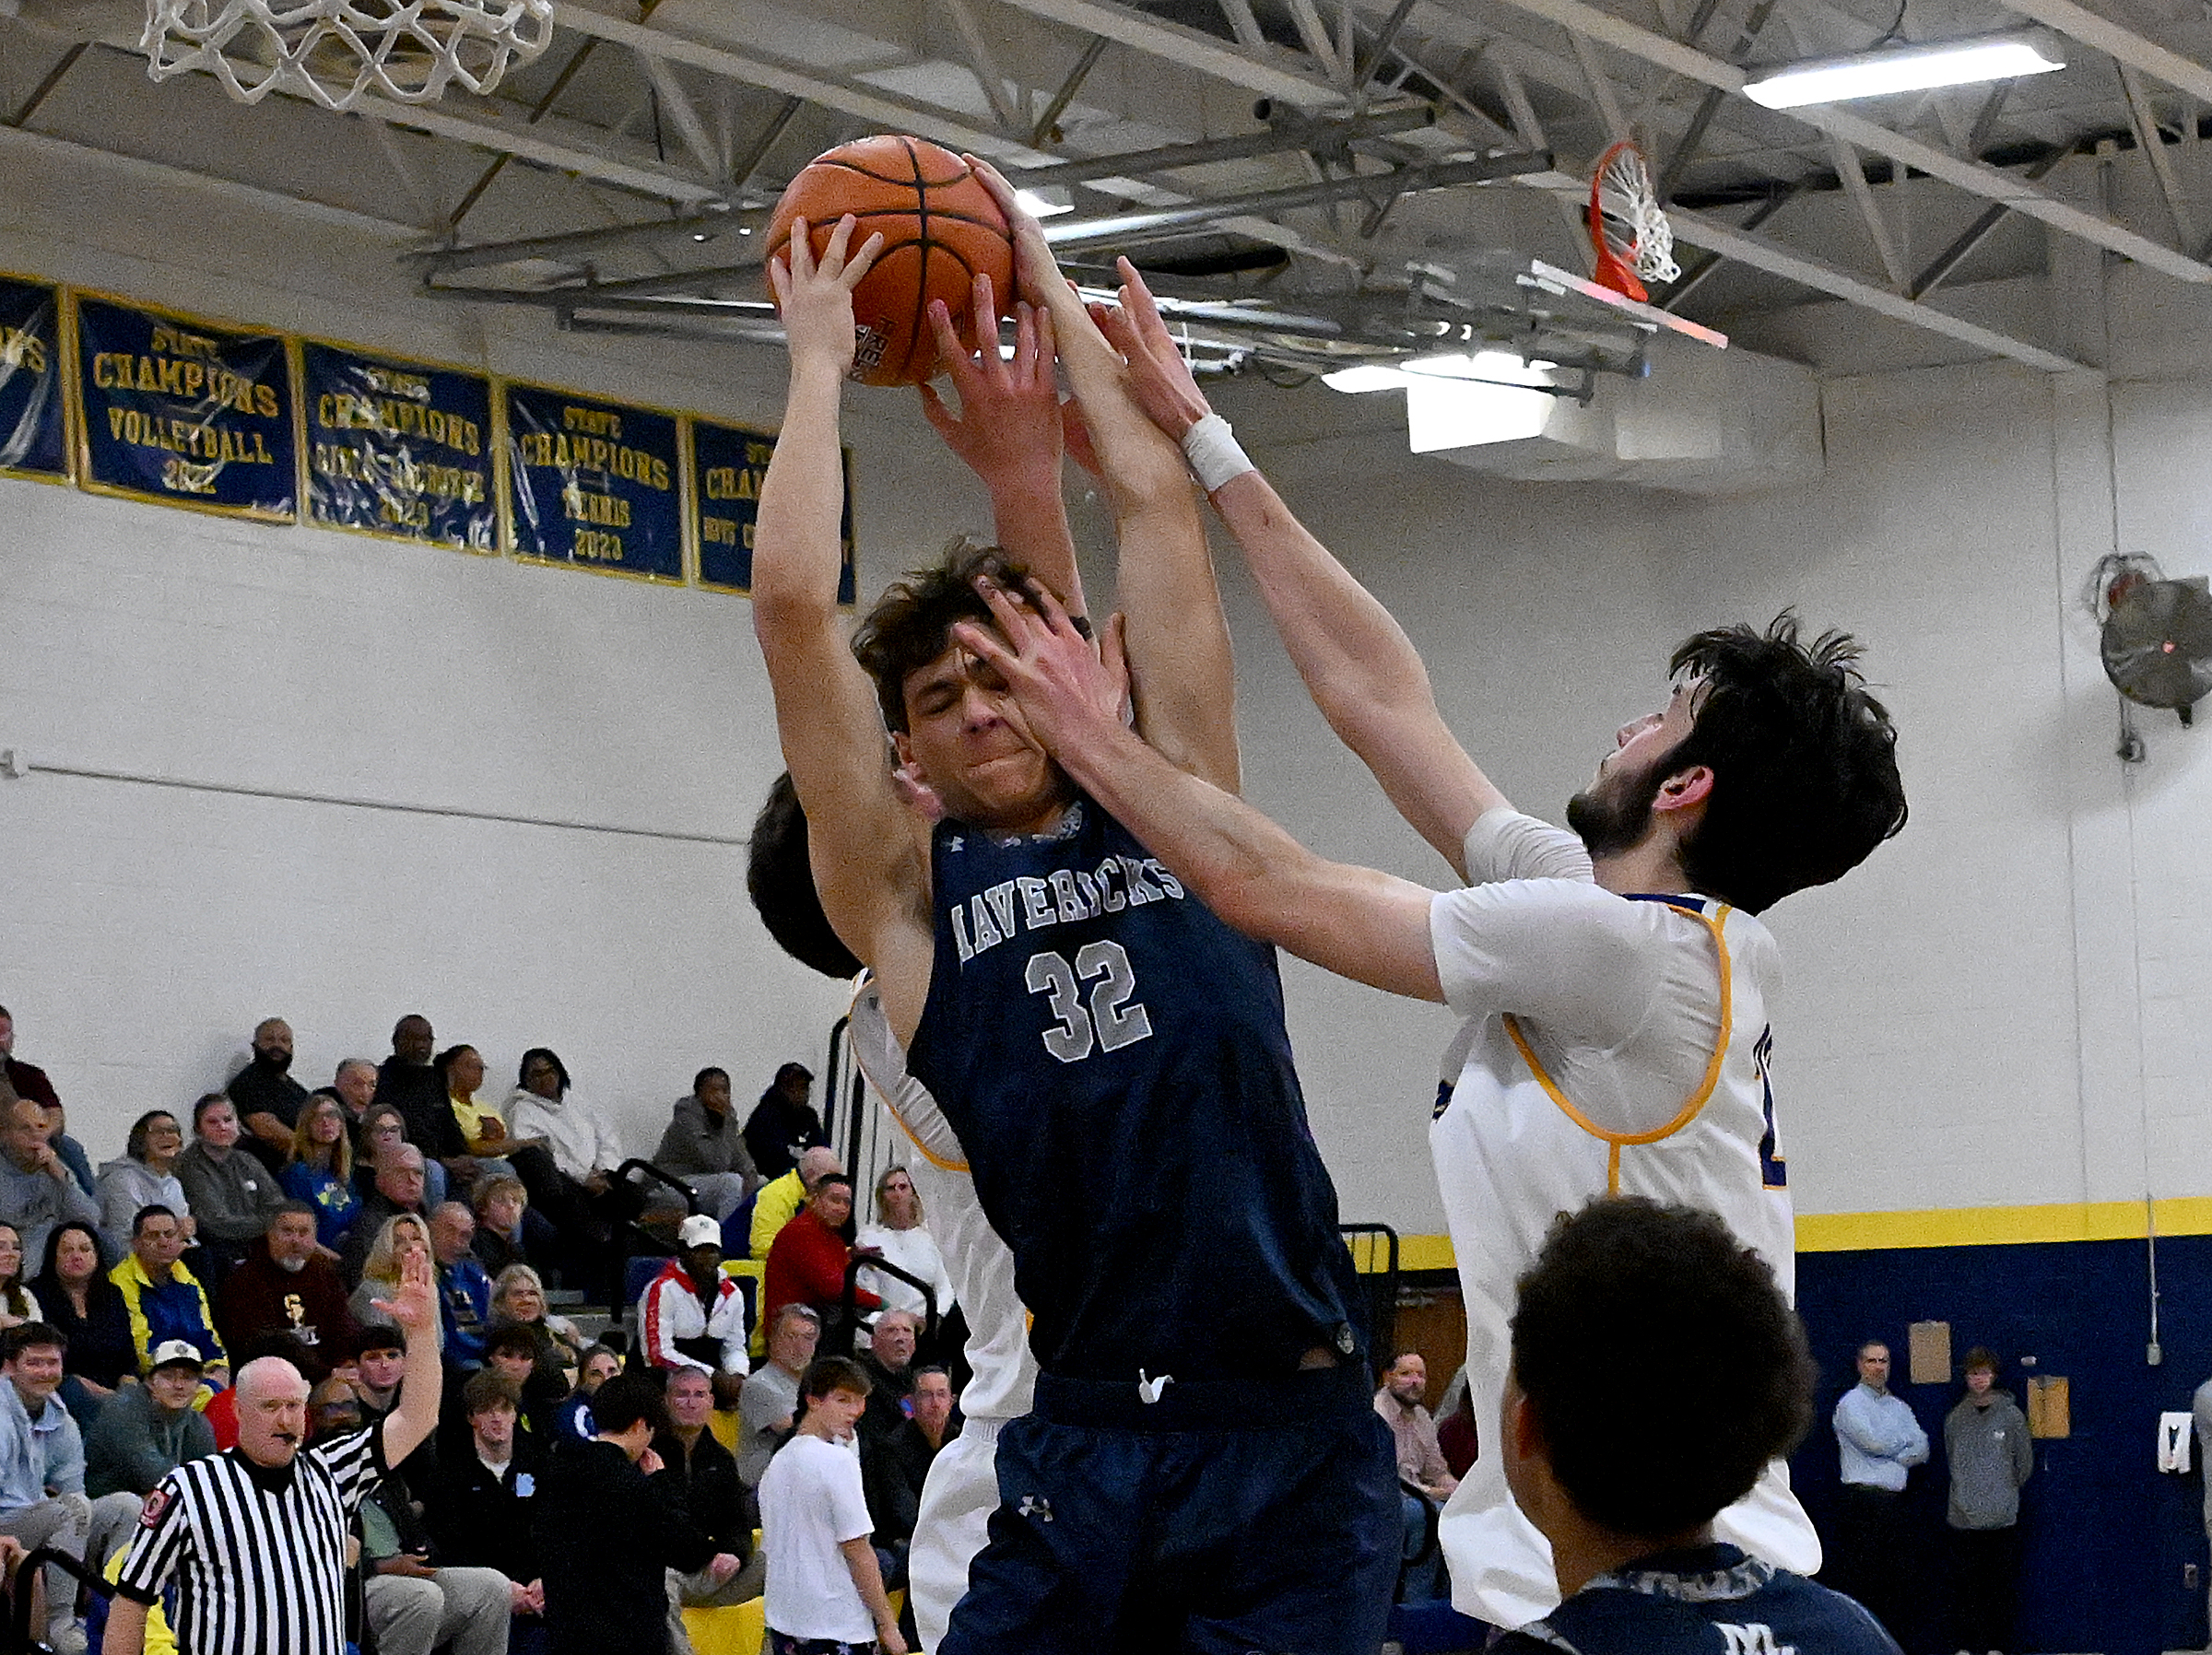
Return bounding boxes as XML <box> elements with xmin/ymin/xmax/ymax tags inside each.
<box><xmin>963</xmin><ymin>154</ymin><xmax>1063</xmax><ymax>310</ymax></box>
<box><xmin>919</xmin><ymin>276</ymin><xmax>1062</xmax><ymax>490</ymax></box>
<box><xmin>770</xmin><ymin>213</ymin><xmax>887</xmax><ymax>377</ymax></box>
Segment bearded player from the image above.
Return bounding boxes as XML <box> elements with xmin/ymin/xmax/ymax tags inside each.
<box><xmin>953</xmin><ymin>268</ymin><xmax>1907</xmax><ymax>1629</ymax></box>
<box><xmin>749</xmin><ymin>176</ymin><xmax>1396</xmax><ymax>1653</ymax></box>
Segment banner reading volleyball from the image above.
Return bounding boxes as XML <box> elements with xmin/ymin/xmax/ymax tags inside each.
<box><xmin>504</xmin><ymin>382</ymin><xmax>681</xmax><ymax>581</ymax></box>
<box><xmin>74</xmin><ymin>294</ymin><xmax>296</xmax><ymax>519</ymax></box>
<box><xmin>302</xmin><ymin>341</ymin><xmax>495</xmax><ymax>549</ymax></box>
<box><xmin>0</xmin><ymin>275</ymin><xmax>66</xmax><ymax>481</ymax></box>
<box><xmin>692</xmin><ymin>416</ymin><xmax>856</xmax><ymax>602</ymax></box>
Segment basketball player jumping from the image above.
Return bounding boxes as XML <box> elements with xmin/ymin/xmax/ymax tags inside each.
<box><xmin>953</xmin><ymin>260</ymin><xmax>1908</xmax><ymax>1630</ymax></box>
<box><xmin>750</xmin><ymin>192</ymin><xmax>1397</xmax><ymax>1652</ymax></box>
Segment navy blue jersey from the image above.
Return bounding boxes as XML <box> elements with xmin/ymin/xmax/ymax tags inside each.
<box><xmin>1497</xmin><ymin>1546</ymin><xmax>1900</xmax><ymax>1655</ymax></box>
<box><xmin>905</xmin><ymin>797</ymin><xmax>1366</xmax><ymax>1384</ymax></box>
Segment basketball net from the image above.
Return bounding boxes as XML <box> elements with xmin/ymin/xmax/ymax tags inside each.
<box><xmin>1587</xmin><ymin>141</ymin><xmax>1681</xmax><ymax>304</ymax></box>
<box><xmin>142</xmin><ymin>0</ymin><xmax>556</xmax><ymax>111</ymax></box>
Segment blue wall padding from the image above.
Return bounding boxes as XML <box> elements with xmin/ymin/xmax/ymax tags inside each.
<box><xmin>1794</xmin><ymin>1234</ymin><xmax>2212</xmax><ymax>1654</ymax></box>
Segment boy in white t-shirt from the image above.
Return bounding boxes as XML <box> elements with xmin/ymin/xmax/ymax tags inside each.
<box><xmin>759</xmin><ymin>1356</ymin><xmax>906</xmax><ymax>1655</ymax></box>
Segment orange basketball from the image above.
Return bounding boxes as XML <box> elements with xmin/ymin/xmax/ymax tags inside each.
<box><xmin>767</xmin><ymin>136</ymin><xmax>1014</xmax><ymax>387</ymax></box>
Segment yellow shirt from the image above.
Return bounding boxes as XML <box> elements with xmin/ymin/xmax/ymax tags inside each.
<box><xmin>452</xmin><ymin>1093</ymin><xmax>507</xmax><ymax>1147</ymax></box>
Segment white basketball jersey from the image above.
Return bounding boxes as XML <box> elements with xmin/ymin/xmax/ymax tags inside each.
<box><xmin>1429</xmin><ymin>815</ymin><xmax>1817</xmax><ymax>1629</ymax></box>
<box><xmin>848</xmin><ymin>974</ymin><xmax>1037</xmax><ymax>1423</ymax></box>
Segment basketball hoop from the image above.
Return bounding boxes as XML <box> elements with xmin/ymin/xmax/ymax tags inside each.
<box><xmin>1587</xmin><ymin>141</ymin><xmax>1680</xmax><ymax>303</ymax></box>
<box><xmin>142</xmin><ymin>0</ymin><xmax>555</xmax><ymax>111</ymax></box>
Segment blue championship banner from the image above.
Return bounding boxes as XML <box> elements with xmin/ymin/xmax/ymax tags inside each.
<box><xmin>0</xmin><ymin>275</ymin><xmax>66</xmax><ymax>481</ymax></box>
<box><xmin>691</xmin><ymin>417</ymin><xmax>856</xmax><ymax>603</ymax></box>
<box><xmin>504</xmin><ymin>382</ymin><xmax>682</xmax><ymax>581</ymax></box>
<box><xmin>74</xmin><ymin>294</ymin><xmax>296</xmax><ymax>519</ymax></box>
<box><xmin>302</xmin><ymin>341</ymin><xmax>496</xmax><ymax>550</ymax></box>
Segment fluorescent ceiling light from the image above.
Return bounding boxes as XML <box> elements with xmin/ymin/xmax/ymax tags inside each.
<box><xmin>1324</xmin><ymin>351</ymin><xmax>1556</xmax><ymax>394</ymax></box>
<box><xmin>1743</xmin><ymin>34</ymin><xmax>2063</xmax><ymax>109</ymax></box>
<box><xmin>1015</xmin><ymin>188</ymin><xmax>1076</xmax><ymax>218</ymax></box>
<box><xmin>1322</xmin><ymin>364</ymin><xmax>1410</xmax><ymax>393</ymax></box>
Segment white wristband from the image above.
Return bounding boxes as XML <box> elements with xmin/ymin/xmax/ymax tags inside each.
<box><xmin>1180</xmin><ymin>412</ymin><xmax>1254</xmax><ymax>493</ymax></box>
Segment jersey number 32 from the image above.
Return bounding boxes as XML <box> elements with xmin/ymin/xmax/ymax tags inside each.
<box><xmin>1025</xmin><ymin>942</ymin><xmax>1153</xmax><ymax>1063</ymax></box>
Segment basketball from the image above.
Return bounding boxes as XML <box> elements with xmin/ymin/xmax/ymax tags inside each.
<box><xmin>767</xmin><ymin>135</ymin><xmax>1015</xmax><ymax>387</ymax></box>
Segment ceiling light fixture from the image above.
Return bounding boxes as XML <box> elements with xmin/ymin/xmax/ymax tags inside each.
<box><xmin>1015</xmin><ymin>189</ymin><xmax>1076</xmax><ymax>218</ymax></box>
<box><xmin>1742</xmin><ymin>33</ymin><xmax>2064</xmax><ymax>110</ymax></box>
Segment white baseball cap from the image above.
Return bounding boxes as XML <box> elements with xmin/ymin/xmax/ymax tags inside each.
<box><xmin>677</xmin><ymin>1214</ymin><xmax>723</xmax><ymax>1250</ymax></box>
<box><xmin>149</xmin><ymin>1340</ymin><xmax>205</xmax><ymax>1371</ymax></box>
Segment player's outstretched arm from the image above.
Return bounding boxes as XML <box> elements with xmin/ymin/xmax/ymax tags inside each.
<box><xmin>1103</xmin><ymin>261</ymin><xmax>1505</xmax><ymax>878</ymax></box>
<box><xmin>752</xmin><ymin>217</ymin><xmax>932</xmax><ymax>980</ymax></box>
<box><xmin>956</xmin><ymin>580</ymin><xmax>1443</xmax><ymax>1002</ymax></box>
<box><xmin>919</xmin><ymin>278</ymin><xmax>1088</xmax><ymax>621</ymax></box>
<box><xmin>967</xmin><ymin>158</ymin><xmax>1240</xmax><ymax>796</ymax></box>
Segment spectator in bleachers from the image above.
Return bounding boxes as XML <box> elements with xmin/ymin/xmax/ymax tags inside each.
<box><xmin>503</xmin><ymin>1049</ymin><xmax>626</xmax><ymax>1212</ymax></box>
<box><xmin>550</xmin><ymin>1344</ymin><xmax>620</xmax><ymax>1444</ymax></box>
<box><xmin>112</xmin><ymin>1205</ymin><xmax>224</xmax><ymax>1378</ymax></box>
<box><xmin>640</xmin><ymin>1214</ymin><xmax>748</xmax><ymax>1402</ymax></box>
<box><xmin>0</xmin><ymin>1321</ymin><xmax>98</xmax><ymax>1652</ymax></box>
<box><xmin>359</xmin><ymin>1450</ymin><xmax>515</xmax><ymax>1655</ymax></box>
<box><xmin>226</xmin><ymin>1017</ymin><xmax>309</xmax><ymax>1174</ymax></box>
<box><xmin>479</xmin><ymin>1323</ymin><xmax>562</xmax><ymax>1438</ymax></box>
<box><xmin>0</xmin><ymin>1098</ymin><xmax>99</xmax><ymax>1268</ymax></box>
<box><xmin>356</xmin><ymin>1102</ymin><xmax>449</xmax><ymax>1209</ymax></box>
<box><xmin>651</xmin><ymin>1068</ymin><xmax>759</xmax><ymax>1223</ymax></box>
<box><xmin>36</xmin><ymin>1106</ymin><xmax>93</xmax><ymax>1201</ymax></box>
<box><xmin>854</xmin><ymin>1310</ymin><xmax>918</xmax><ymax>1448</ymax></box>
<box><xmin>376</xmin><ymin>1015</ymin><xmax>467</xmax><ymax>1176</ymax></box>
<box><xmin>83</xmin><ymin>1337</ymin><xmax>214</xmax><ymax>1500</ymax></box>
<box><xmin>430</xmin><ymin>1203</ymin><xmax>492</xmax><ymax>1373</ymax></box>
<box><xmin>470</xmin><ymin>1175</ymin><xmax>534</xmax><ymax>1276</ymax></box>
<box><xmin>334</xmin><ymin>1057</ymin><xmax>380</xmax><ymax>1148</ymax></box>
<box><xmin>764</xmin><ymin>1172</ymin><xmax>879</xmax><ymax>1334</ymax></box>
<box><xmin>742</xmin><ymin>1062</ymin><xmax>825</xmax><ymax>1184</ymax></box>
<box><xmin>737</xmin><ymin>1304</ymin><xmax>819</xmax><ymax>1490</ymax></box>
<box><xmin>854</xmin><ymin>1166</ymin><xmax>954</xmax><ymax>1332</ymax></box>
<box><xmin>343</xmin><ymin>1320</ymin><xmax>440</xmax><ymax>1495</ymax></box>
<box><xmin>758</xmin><ymin>1356</ymin><xmax>903</xmax><ymax>1655</ymax></box>
<box><xmin>0</xmin><ymin>1008</ymin><xmax>57</xmax><ymax>1112</ymax></box>
<box><xmin>94</xmin><ymin>1111</ymin><xmax>194</xmax><ymax>1258</ymax></box>
<box><xmin>748</xmin><ymin>1144</ymin><xmax>841</xmax><ymax>1263</ymax></box>
<box><xmin>0</xmin><ymin>1225</ymin><xmax>36</xmax><ymax>1332</ymax></box>
<box><xmin>655</xmin><ymin>1364</ymin><xmax>762</xmax><ymax>1617</ymax></box>
<box><xmin>173</xmin><ymin>1093</ymin><xmax>281</xmax><ymax>1284</ymax></box>
<box><xmin>425</xmin><ymin>1371</ymin><xmax>547</xmax><ymax>1655</ymax></box>
<box><xmin>535</xmin><ymin>1371</ymin><xmax>742</xmax><ymax>1655</ymax></box>
<box><xmin>280</xmin><ymin>1091</ymin><xmax>359</xmax><ymax>1254</ymax></box>
<box><xmin>214</xmin><ymin>1202</ymin><xmax>354</xmax><ymax>1382</ymax></box>
<box><xmin>863</xmin><ymin>1365</ymin><xmax>953</xmax><ymax>1615</ymax></box>
<box><xmin>349</xmin><ymin>1213</ymin><xmax>431</xmax><ymax>1333</ymax></box>
<box><xmin>342</xmin><ymin>1142</ymin><xmax>429</xmax><ymax>1286</ymax></box>
<box><xmin>1375</xmin><ymin>1351</ymin><xmax>1455</xmax><ymax>1602</ymax></box>
<box><xmin>31</xmin><ymin>1223</ymin><xmax>133</xmax><ymax>1427</ymax></box>
<box><xmin>488</xmin><ymin>1264</ymin><xmax>583</xmax><ymax>1384</ymax></box>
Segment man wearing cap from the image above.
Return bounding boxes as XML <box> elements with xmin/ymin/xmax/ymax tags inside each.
<box><xmin>83</xmin><ymin>1339</ymin><xmax>214</xmax><ymax>1580</ymax></box>
<box><xmin>640</xmin><ymin>1215</ymin><xmax>749</xmax><ymax>1404</ymax></box>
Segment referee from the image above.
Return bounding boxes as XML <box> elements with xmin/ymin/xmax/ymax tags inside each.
<box><xmin>100</xmin><ymin>1248</ymin><xmax>441</xmax><ymax>1654</ymax></box>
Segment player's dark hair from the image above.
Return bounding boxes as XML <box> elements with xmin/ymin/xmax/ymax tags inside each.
<box><xmin>851</xmin><ymin>538</ymin><xmax>1031</xmax><ymax>734</ymax></box>
<box><xmin>747</xmin><ymin>772</ymin><xmax>863</xmax><ymax>980</ymax></box>
<box><xmin>800</xmin><ymin>1355</ymin><xmax>873</xmax><ymax>1403</ymax></box>
<box><xmin>1510</xmin><ymin>1197</ymin><xmax>1812</xmax><ymax>1538</ymax></box>
<box><xmin>590</xmin><ymin>1371</ymin><xmax>670</xmax><ymax>1437</ymax></box>
<box><xmin>1663</xmin><ymin>613</ymin><xmax>1907</xmax><ymax>913</ymax></box>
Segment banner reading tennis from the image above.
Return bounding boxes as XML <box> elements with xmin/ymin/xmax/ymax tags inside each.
<box><xmin>0</xmin><ymin>275</ymin><xmax>66</xmax><ymax>481</ymax></box>
<box><xmin>692</xmin><ymin>416</ymin><xmax>855</xmax><ymax>601</ymax></box>
<box><xmin>75</xmin><ymin>295</ymin><xmax>296</xmax><ymax>519</ymax></box>
<box><xmin>505</xmin><ymin>382</ymin><xmax>682</xmax><ymax>581</ymax></box>
<box><xmin>303</xmin><ymin>341</ymin><xmax>495</xmax><ymax>549</ymax></box>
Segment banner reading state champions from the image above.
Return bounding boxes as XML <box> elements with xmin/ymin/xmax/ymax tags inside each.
<box><xmin>504</xmin><ymin>381</ymin><xmax>681</xmax><ymax>581</ymax></box>
<box><xmin>0</xmin><ymin>275</ymin><xmax>66</xmax><ymax>481</ymax></box>
<box><xmin>74</xmin><ymin>294</ymin><xmax>296</xmax><ymax>519</ymax></box>
<box><xmin>302</xmin><ymin>341</ymin><xmax>496</xmax><ymax>550</ymax></box>
<box><xmin>692</xmin><ymin>416</ymin><xmax>855</xmax><ymax>603</ymax></box>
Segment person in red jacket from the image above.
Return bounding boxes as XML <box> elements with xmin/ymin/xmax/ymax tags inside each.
<box><xmin>763</xmin><ymin>1174</ymin><xmax>879</xmax><ymax>1335</ymax></box>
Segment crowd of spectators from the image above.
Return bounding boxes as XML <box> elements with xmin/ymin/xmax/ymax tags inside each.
<box><xmin>0</xmin><ymin>1004</ymin><xmax>973</xmax><ymax>1653</ymax></box>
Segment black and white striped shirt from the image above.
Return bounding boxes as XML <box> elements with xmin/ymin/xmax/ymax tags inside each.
<box><xmin>112</xmin><ymin>1427</ymin><xmax>386</xmax><ymax>1655</ymax></box>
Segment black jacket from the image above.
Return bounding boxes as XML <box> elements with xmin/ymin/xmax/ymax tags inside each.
<box><xmin>427</xmin><ymin>1439</ymin><xmax>543</xmax><ymax>1582</ymax></box>
<box><xmin>534</xmin><ymin>1437</ymin><xmax>714</xmax><ymax>1655</ymax></box>
<box><xmin>863</xmin><ymin>1418</ymin><xmax>946</xmax><ymax>1547</ymax></box>
<box><xmin>650</xmin><ymin>1426</ymin><xmax>751</xmax><ymax>1555</ymax></box>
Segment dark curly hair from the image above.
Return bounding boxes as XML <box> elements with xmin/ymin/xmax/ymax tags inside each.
<box><xmin>850</xmin><ymin>538</ymin><xmax>1033</xmax><ymax>734</ymax></box>
<box><xmin>1511</xmin><ymin>1197</ymin><xmax>1814</xmax><ymax>1538</ymax></box>
<box><xmin>747</xmin><ymin>771</ymin><xmax>863</xmax><ymax>980</ymax></box>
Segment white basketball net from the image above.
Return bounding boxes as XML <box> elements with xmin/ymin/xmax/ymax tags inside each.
<box><xmin>1595</xmin><ymin>144</ymin><xmax>1682</xmax><ymax>286</ymax></box>
<box><xmin>143</xmin><ymin>0</ymin><xmax>556</xmax><ymax>111</ymax></box>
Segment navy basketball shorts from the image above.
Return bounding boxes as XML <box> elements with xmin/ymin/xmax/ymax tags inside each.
<box><xmin>938</xmin><ymin>1364</ymin><xmax>1401</xmax><ymax>1655</ymax></box>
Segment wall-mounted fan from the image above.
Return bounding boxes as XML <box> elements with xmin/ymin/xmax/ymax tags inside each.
<box><xmin>2081</xmin><ymin>553</ymin><xmax>2212</xmax><ymax>759</ymax></box>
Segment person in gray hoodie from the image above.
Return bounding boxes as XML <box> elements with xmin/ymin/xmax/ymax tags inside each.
<box><xmin>651</xmin><ymin>1068</ymin><xmax>759</xmax><ymax>1221</ymax></box>
<box><xmin>1943</xmin><ymin>1346</ymin><xmax>2032</xmax><ymax>1654</ymax></box>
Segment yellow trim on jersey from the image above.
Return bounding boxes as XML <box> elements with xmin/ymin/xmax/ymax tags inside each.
<box><xmin>1501</xmin><ymin>900</ymin><xmax>1734</xmax><ymax>1194</ymax></box>
<box><xmin>847</xmin><ymin>971</ymin><xmax>971</xmax><ymax>1174</ymax></box>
